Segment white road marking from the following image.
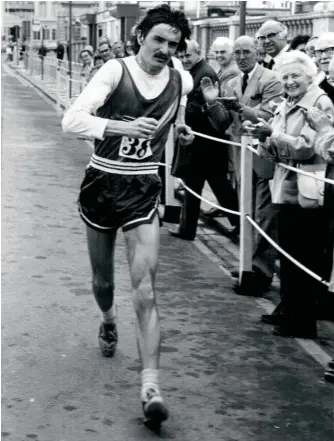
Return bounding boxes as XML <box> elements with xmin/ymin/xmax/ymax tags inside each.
<box><xmin>194</xmin><ymin>238</ymin><xmax>333</xmax><ymax>368</ymax></box>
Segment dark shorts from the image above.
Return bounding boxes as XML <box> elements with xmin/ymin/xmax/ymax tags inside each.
<box><xmin>78</xmin><ymin>167</ymin><xmax>162</xmax><ymax>233</ymax></box>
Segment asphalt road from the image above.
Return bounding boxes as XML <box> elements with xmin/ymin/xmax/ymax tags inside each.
<box><xmin>2</xmin><ymin>65</ymin><xmax>334</xmax><ymax>441</ymax></box>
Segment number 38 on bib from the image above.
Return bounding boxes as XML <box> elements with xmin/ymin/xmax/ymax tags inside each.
<box><xmin>119</xmin><ymin>136</ymin><xmax>153</xmax><ymax>160</ymax></box>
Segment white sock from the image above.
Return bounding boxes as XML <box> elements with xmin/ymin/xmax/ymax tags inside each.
<box><xmin>102</xmin><ymin>305</ymin><xmax>116</xmax><ymax>324</ymax></box>
<box><xmin>141</xmin><ymin>369</ymin><xmax>160</xmax><ymax>402</ymax></box>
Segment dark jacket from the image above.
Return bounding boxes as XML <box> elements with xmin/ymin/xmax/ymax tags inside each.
<box><xmin>38</xmin><ymin>46</ymin><xmax>47</xmax><ymax>58</ymax></box>
<box><xmin>319</xmin><ymin>77</ymin><xmax>334</xmax><ymax>104</ymax></box>
<box><xmin>185</xmin><ymin>58</ymin><xmax>220</xmax><ymax>138</ymax></box>
<box><xmin>56</xmin><ymin>44</ymin><xmax>65</xmax><ymax>60</ymax></box>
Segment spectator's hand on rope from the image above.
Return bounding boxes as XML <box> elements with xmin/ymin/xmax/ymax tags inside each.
<box><xmin>175</xmin><ymin>124</ymin><xmax>194</xmax><ymax>146</ymax></box>
<box><xmin>305</xmin><ymin>108</ymin><xmax>333</xmax><ymax>132</ymax></box>
<box><xmin>200</xmin><ymin>77</ymin><xmax>219</xmax><ymax>104</ymax></box>
<box><xmin>247</xmin><ymin>118</ymin><xmax>273</xmax><ymax>142</ymax></box>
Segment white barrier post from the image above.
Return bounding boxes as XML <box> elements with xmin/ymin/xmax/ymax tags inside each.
<box><xmin>56</xmin><ymin>64</ymin><xmax>62</xmax><ymax>115</ymax></box>
<box><xmin>29</xmin><ymin>53</ymin><xmax>33</xmax><ymax>76</ymax></box>
<box><xmin>163</xmin><ymin>126</ymin><xmax>180</xmax><ymax>223</ymax></box>
<box><xmin>65</xmin><ymin>74</ymin><xmax>70</xmax><ymax>110</ymax></box>
<box><xmin>239</xmin><ymin>135</ymin><xmax>253</xmax><ymax>289</ymax></box>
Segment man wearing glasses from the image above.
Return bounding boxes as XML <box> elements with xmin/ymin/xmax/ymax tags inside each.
<box><xmin>99</xmin><ymin>42</ymin><xmax>114</xmax><ymax>62</ymax></box>
<box><xmin>315</xmin><ymin>33</ymin><xmax>334</xmax><ymax>103</ymax></box>
<box><xmin>257</xmin><ymin>20</ymin><xmax>289</xmax><ymax>70</ymax></box>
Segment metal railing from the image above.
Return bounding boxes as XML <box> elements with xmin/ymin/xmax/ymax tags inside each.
<box><xmin>23</xmin><ymin>53</ymin><xmax>87</xmax><ymax>112</ymax></box>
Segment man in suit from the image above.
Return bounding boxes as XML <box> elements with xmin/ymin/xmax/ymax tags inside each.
<box><xmin>315</xmin><ymin>33</ymin><xmax>334</xmax><ymax>102</ymax></box>
<box><xmin>202</xmin><ymin>36</ymin><xmax>284</xmax><ymax>296</ymax></box>
<box><xmin>257</xmin><ymin>20</ymin><xmax>290</xmax><ymax>70</ymax></box>
<box><xmin>169</xmin><ymin>39</ymin><xmax>239</xmax><ymax>241</ymax></box>
<box><xmin>204</xmin><ymin>37</ymin><xmax>240</xmax><ymax>220</ymax></box>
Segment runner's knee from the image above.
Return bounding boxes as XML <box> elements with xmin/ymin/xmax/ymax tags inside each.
<box><xmin>133</xmin><ymin>290</ymin><xmax>156</xmax><ymax>314</ymax></box>
<box><xmin>132</xmin><ymin>271</ymin><xmax>155</xmax><ymax>311</ymax></box>
<box><xmin>92</xmin><ymin>274</ymin><xmax>114</xmax><ymax>297</ymax></box>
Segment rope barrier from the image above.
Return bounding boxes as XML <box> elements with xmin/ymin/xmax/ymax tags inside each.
<box><xmin>276</xmin><ymin>162</ymin><xmax>334</xmax><ymax>185</ymax></box>
<box><xmin>192</xmin><ymin>130</ymin><xmax>242</xmax><ymax>147</ymax></box>
<box><xmin>156</xmin><ymin>162</ymin><xmax>241</xmax><ymax>216</ymax></box>
<box><xmin>158</xmin><ymin>157</ymin><xmax>330</xmax><ymax>287</ymax></box>
<box><xmin>246</xmin><ymin>215</ymin><xmax>329</xmax><ymax>287</ymax></box>
<box><xmin>68</xmin><ymin>77</ymin><xmax>84</xmax><ymax>84</ymax></box>
<box><xmin>193</xmin><ymin>130</ymin><xmax>334</xmax><ymax>186</ymax></box>
<box><xmin>178</xmin><ymin>179</ymin><xmax>241</xmax><ymax>216</ymax></box>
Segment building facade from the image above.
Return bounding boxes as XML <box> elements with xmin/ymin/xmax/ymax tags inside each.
<box><xmin>32</xmin><ymin>1</ymin><xmax>59</xmax><ymax>49</ymax></box>
<box><xmin>3</xmin><ymin>1</ymin><xmax>35</xmax><ymax>45</ymax></box>
<box><xmin>57</xmin><ymin>1</ymin><xmax>98</xmax><ymax>45</ymax></box>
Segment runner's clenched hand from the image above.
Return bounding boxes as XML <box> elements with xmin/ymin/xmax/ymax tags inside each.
<box><xmin>125</xmin><ymin>117</ymin><xmax>159</xmax><ymax>139</ymax></box>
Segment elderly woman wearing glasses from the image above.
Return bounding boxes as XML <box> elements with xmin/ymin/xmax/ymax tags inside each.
<box><xmin>250</xmin><ymin>51</ymin><xmax>334</xmax><ymax>339</ymax></box>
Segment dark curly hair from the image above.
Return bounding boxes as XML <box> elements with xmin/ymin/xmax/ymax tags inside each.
<box><xmin>131</xmin><ymin>4</ymin><xmax>191</xmax><ymax>55</ymax></box>
<box><xmin>289</xmin><ymin>34</ymin><xmax>311</xmax><ymax>51</ymax></box>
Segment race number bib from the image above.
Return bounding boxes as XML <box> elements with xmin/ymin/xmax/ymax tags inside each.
<box><xmin>118</xmin><ymin>136</ymin><xmax>153</xmax><ymax>160</ymax></box>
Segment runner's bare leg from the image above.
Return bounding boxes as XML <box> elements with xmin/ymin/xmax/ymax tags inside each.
<box><xmin>124</xmin><ymin>215</ymin><xmax>161</xmax><ymax>369</ymax></box>
<box><xmin>124</xmin><ymin>215</ymin><xmax>168</xmax><ymax>421</ymax></box>
<box><xmin>86</xmin><ymin>226</ymin><xmax>118</xmax><ymax>356</ymax></box>
<box><xmin>86</xmin><ymin>226</ymin><xmax>117</xmax><ymax>312</ymax></box>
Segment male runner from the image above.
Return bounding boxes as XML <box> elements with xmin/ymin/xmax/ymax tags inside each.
<box><xmin>62</xmin><ymin>4</ymin><xmax>193</xmax><ymax>424</ymax></box>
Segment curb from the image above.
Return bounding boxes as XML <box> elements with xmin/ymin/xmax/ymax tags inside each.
<box><xmin>8</xmin><ymin>64</ymin><xmax>62</xmax><ymax>108</ymax></box>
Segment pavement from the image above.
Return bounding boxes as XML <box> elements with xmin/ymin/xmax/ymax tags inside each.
<box><xmin>2</xmin><ymin>62</ymin><xmax>334</xmax><ymax>441</ymax></box>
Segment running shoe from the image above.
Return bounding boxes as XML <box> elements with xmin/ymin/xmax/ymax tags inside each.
<box><xmin>98</xmin><ymin>322</ymin><xmax>118</xmax><ymax>357</ymax></box>
<box><xmin>142</xmin><ymin>389</ymin><xmax>169</xmax><ymax>424</ymax></box>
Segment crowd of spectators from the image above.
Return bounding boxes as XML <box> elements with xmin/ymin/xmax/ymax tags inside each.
<box><xmin>77</xmin><ymin>38</ymin><xmax>135</xmax><ymax>82</ymax></box>
<box><xmin>163</xmin><ymin>20</ymin><xmax>334</xmax><ymax>382</ymax></box>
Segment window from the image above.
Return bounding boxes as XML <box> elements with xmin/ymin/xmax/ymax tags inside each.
<box><xmin>52</xmin><ymin>29</ymin><xmax>56</xmax><ymax>40</ymax></box>
<box><xmin>33</xmin><ymin>31</ymin><xmax>41</xmax><ymax>41</ymax></box>
<box><xmin>51</xmin><ymin>3</ymin><xmax>57</xmax><ymax>17</ymax></box>
<box><xmin>42</xmin><ymin>28</ymin><xmax>50</xmax><ymax>40</ymax></box>
<box><xmin>39</xmin><ymin>2</ymin><xmax>46</xmax><ymax>18</ymax></box>
<box><xmin>73</xmin><ymin>25</ymin><xmax>81</xmax><ymax>41</ymax></box>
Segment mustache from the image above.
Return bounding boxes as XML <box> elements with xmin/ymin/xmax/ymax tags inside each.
<box><xmin>155</xmin><ymin>54</ymin><xmax>168</xmax><ymax>61</ymax></box>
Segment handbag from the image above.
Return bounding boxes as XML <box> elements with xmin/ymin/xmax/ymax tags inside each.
<box><xmin>297</xmin><ymin>163</ymin><xmax>326</xmax><ymax>209</ymax></box>
<box><xmin>170</xmin><ymin>138</ymin><xmax>192</xmax><ymax>179</ymax></box>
